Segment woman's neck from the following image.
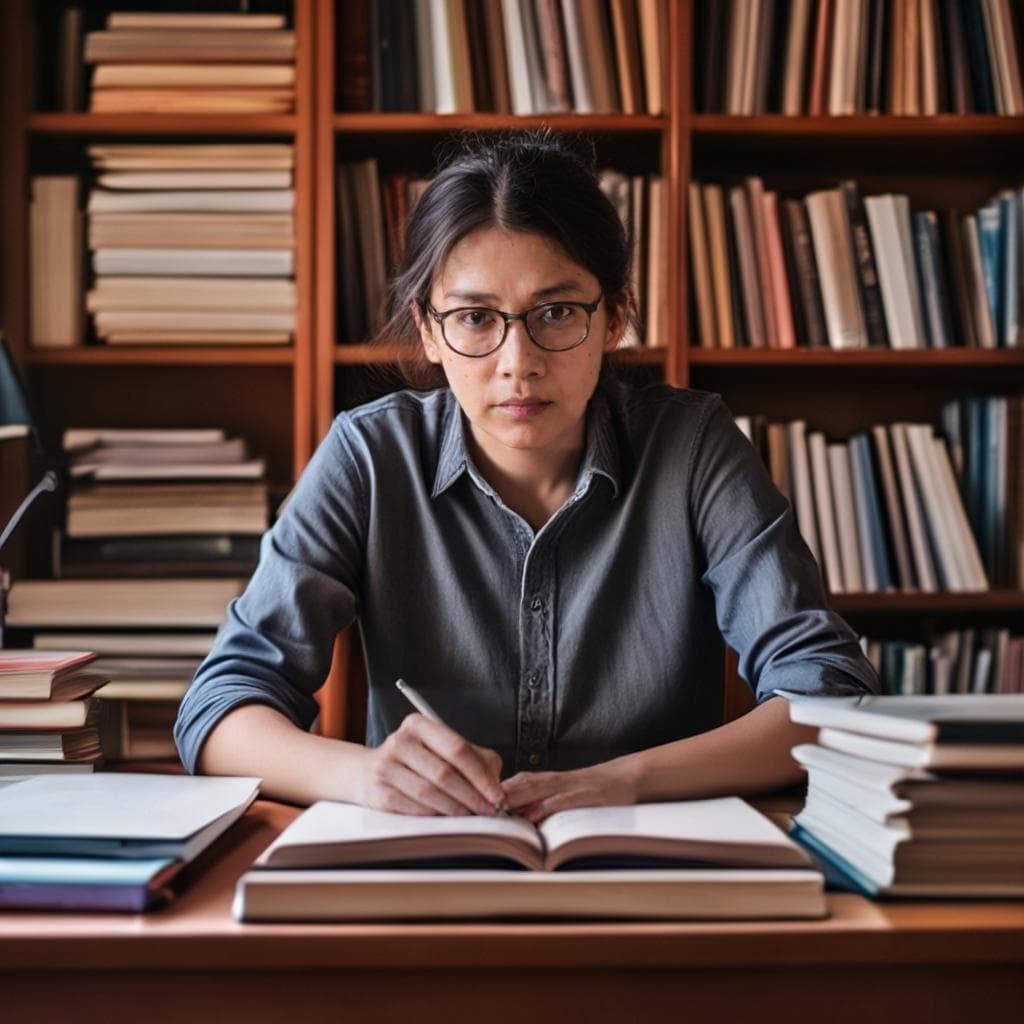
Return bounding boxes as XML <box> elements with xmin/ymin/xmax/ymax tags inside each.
<box><xmin>467</xmin><ymin>425</ymin><xmax>585</xmax><ymax>531</ymax></box>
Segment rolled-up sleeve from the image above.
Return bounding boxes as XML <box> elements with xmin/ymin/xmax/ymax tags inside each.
<box><xmin>689</xmin><ymin>396</ymin><xmax>880</xmax><ymax>702</ymax></box>
<box><xmin>174</xmin><ymin>417</ymin><xmax>366</xmax><ymax>773</ymax></box>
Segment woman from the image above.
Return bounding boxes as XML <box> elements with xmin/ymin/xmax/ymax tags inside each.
<box><xmin>174</xmin><ymin>130</ymin><xmax>877</xmax><ymax>822</ymax></box>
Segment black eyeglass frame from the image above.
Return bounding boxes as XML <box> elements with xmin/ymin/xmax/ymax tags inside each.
<box><xmin>423</xmin><ymin>293</ymin><xmax>604</xmax><ymax>358</ymax></box>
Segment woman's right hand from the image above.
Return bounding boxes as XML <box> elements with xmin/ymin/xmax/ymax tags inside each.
<box><xmin>355</xmin><ymin>712</ymin><xmax>506</xmax><ymax>816</ymax></box>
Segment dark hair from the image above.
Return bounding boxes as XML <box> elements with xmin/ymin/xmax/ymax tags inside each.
<box><xmin>371</xmin><ymin>128</ymin><xmax>636</xmax><ymax>389</ymax></box>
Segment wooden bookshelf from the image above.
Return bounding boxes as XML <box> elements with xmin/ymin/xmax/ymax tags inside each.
<box><xmin>2</xmin><ymin>1</ymin><xmax>1022</xmax><ymax>741</ymax></box>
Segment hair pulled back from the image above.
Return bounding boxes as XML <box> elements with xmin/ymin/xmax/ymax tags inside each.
<box><xmin>372</xmin><ymin>128</ymin><xmax>634</xmax><ymax>388</ymax></box>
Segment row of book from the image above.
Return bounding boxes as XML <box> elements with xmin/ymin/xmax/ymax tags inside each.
<box><xmin>697</xmin><ymin>0</ymin><xmax>1024</xmax><ymax>116</ymax></box>
<box><xmin>736</xmin><ymin>415</ymin><xmax>996</xmax><ymax>594</ymax></box>
<box><xmin>69</xmin><ymin>8</ymin><xmax>296</xmax><ymax>114</ymax></box>
<box><xmin>336</xmin><ymin>159</ymin><xmax>667</xmax><ymax>347</ymax></box>
<box><xmin>340</xmin><ymin>0</ymin><xmax>666</xmax><ymax>116</ymax></box>
<box><xmin>29</xmin><ymin>144</ymin><xmax>297</xmax><ymax>348</ymax></box>
<box><xmin>785</xmin><ymin>694</ymin><xmax>1024</xmax><ymax>897</ymax></box>
<box><xmin>863</xmin><ymin>629</ymin><xmax>1024</xmax><ymax>694</ymax></box>
<box><xmin>690</xmin><ymin>178</ymin><xmax>1023</xmax><ymax>351</ymax></box>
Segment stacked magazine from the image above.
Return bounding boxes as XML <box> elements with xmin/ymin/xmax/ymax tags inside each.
<box><xmin>781</xmin><ymin>693</ymin><xmax>1024</xmax><ymax>897</ymax></box>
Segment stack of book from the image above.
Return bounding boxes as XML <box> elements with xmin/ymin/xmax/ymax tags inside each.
<box><xmin>0</xmin><ymin>773</ymin><xmax>258</xmax><ymax>911</ymax></box>
<box><xmin>340</xmin><ymin>0</ymin><xmax>666</xmax><ymax>115</ymax></box>
<box><xmin>862</xmin><ymin>629</ymin><xmax>1024</xmax><ymax>695</ymax></box>
<box><xmin>782</xmin><ymin>693</ymin><xmax>1024</xmax><ymax>897</ymax></box>
<box><xmin>697</xmin><ymin>0</ymin><xmax>1024</xmax><ymax>116</ymax></box>
<box><xmin>60</xmin><ymin>427</ymin><xmax>268</xmax><ymax>579</ymax></box>
<box><xmin>0</xmin><ymin>651</ymin><xmax>108</xmax><ymax>781</ymax></box>
<box><xmin>5</xmin><ymin>578</ymin><xmax>247</xmax><ymax>763</ymax></box>
<box><xmin>84</xmin><ymin>10</ymin><xmax>296</xmax><ymax>114</ymax></box>
<box><xmin>85</xmin><ymin>142</ymin><xmax>296</xmax><ymax>347</ymax></box>
<box><xmin>689</xmin><ymin>178</ymin><xmax>1023</xmax><ymax>352</ymax></box>
<box><xmin>735</xmin><ymin>414</ymin><xmax>989</xmax><ymax>594</ymax></box>
<box><xmin>336</xmin><ymin>159</ymin><xmax>664</xmax><ymax>347</ymax></box>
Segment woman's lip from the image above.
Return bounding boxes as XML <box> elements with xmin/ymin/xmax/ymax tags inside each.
<box><xmin>498</xmin><ymin>399</ymin><xmax>549</xmax><ymax>407</ymax></box>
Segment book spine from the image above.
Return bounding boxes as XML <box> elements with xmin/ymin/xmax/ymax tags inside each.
<box><xmin>840</xmin><ymin>180</ymin><xmax>890</xmax><ymax>347</ymax></box>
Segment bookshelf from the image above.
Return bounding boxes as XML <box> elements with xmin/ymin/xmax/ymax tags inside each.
<box><xmin>2</xmin><ymin>1</ymin><xmax>1022</xmax><ymax>743</ymax></box>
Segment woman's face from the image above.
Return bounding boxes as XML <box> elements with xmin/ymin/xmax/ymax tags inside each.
<box><xmin>416</xmin><ymin>227</ymin><xmax>623</xmax><ymax>469</ymax></box>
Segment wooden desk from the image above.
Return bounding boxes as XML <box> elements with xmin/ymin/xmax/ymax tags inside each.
<box><xmin>2</xmin><ymin>801</ymin><xmax>1022</xmax><ymax>1024</ymax></box>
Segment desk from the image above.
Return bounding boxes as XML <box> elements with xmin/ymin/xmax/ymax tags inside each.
<box><xmin>2</xmin><ymin>800</ymin><xmax>1022</xmax><ymax>1024</ymax></box>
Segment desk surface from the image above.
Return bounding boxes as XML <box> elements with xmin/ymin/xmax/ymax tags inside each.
<box><xmin>2</xmin><ymin>799</ymin><xmax>1023</xmax><ymax>973</ymax></box>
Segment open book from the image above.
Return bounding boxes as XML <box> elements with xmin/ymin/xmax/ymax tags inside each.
<box><xmin>255</xmin><ymin>797</ymin><xmax>813</xmax><ymax>872</ymax></box>
<box><xmin>235</xmin><ymin>798</ymin><xmax>825</xmax><ymax>922</ymax></box>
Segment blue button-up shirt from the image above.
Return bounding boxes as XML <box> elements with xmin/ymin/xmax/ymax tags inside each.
<box><xmin>174</xmin><ymin>381</ymin><xmax>878</xmax><ymax>776</ymax></box>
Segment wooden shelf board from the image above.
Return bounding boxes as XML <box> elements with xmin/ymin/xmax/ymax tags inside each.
<box><xmin>333</xmin><ymin>113</ymin><xmax>666</xmax><ymax>133</ymax></box>
<box><xmin>692</xmin><ymin>114</ymin><xmax>1024</xmax><ymax>139</ymax></box>
<box><xmin>27</xmin><ymin>113</ymin><xmax>298</xmax><ymax>135</ymax></box>
<box><xmin>831</xmin><ymin>591</ymin><xmax>1024</xmax><ymax>614</ymax></box>
<box><xmin>689</xmin><ymin>348</ymin><xmax>1024</xmax><ymax>368</ymax></box>
<box><xmin>26</xmin><ymin>347</ymin><xmax>294</xmax><ymax>366</ymax></box>
<box><xmin>334</xmin><ymin>344</ymin><xmax>667</xmax><ymax>365</ymax></box>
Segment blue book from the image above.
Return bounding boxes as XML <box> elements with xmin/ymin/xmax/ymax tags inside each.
<box><xmin>966</xmin><ymin>397</ymin><xmax>986</xmax><ymax>560</ymax></box>
<box><xmin>976</xmin><ymin>202</ymin><xmax>1002</xmax><ymax>343</ymax></box>
<box><xmin>0</xmin><ymin>855</ymin><xmax>181</xmax><ymax>911</ymax></box>
<box><xmin>913</xmin><ymin>210</ymin><xmax>954</xmax><ymax>349</ymax></box>
<box><xmin>1000</xmin><ymin>192</ymin><xmax>1020</xmax><ymax>348</ymax></box>
<box><xmin>850</xmin><ymin>434</ymin><xmax>894</xmax><ymax>591</ymax></box>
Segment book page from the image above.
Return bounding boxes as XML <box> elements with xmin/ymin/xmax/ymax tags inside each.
<box><xmin>537</xmin><ymin>798</ymin><xmax>808</xmax><ymax>869</ymax></box>
<box><xmin>258</xmin><ymin>801</ymin><xmax>543</xmax><ymax>867</ymax></box>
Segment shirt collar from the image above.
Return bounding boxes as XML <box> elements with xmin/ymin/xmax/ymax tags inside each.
<box><xmin>431</xmin><ymin>385</ymin><xmax>621</xmax><ymax>500</ymax></box>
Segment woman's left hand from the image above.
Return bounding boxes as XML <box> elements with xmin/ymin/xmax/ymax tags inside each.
<box><xmin>500</xmin><ymin>760</ymin><xmax>637</xmax><ymax>824</ymax></box>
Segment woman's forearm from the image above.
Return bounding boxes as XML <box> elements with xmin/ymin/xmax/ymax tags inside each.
<box><xmin>197</xmin><ymin>703</ymin><xmax>371</xmax><ymax>806</ymax></box>
<box><xmin>616</xmin><ymin>697</ymin><xmax>818</xmax><ymax>802</ymax></box>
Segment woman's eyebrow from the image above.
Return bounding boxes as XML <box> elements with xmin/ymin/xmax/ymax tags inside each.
<box><xmin>444</xmin><ymin>280</ymin><xmax>585</xmax><ymax>302</ymax></box>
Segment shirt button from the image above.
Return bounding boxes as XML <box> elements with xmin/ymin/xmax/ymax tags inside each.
<box><xmin>528</xmin><ymin>753</ymin><xmax>542</xmax><ymax>767</ymax></box>
<box><xmin>526</xmin><ymin>672</ymin><xmax>540</xmax><ymax>689</ymax></box>
<box><xmin>530</xmin><ymin>596</ymin><xmax>543</xmax><ymax>612</ymax></box>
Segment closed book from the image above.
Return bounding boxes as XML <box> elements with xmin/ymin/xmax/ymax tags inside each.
<box><xmin>89</xmin><ymin>90</ymin><xmax>295</xmax><ymax>114</ymax></box>
<box><xmin>483</xmin><ymin>0</ymin><xmax>513</xmax><ymax>112</ymax></box>
<box><xmin>888</xmin><ymin>423</ymin><xmax>939</xmax><ymax>591</ymax></box>
<box><xmin>536</xmin><ymin>0</ymin><xmax>574</xmax><ymax>112</ymax></box>
<box><xmin>88</xmin><ymin>213</ymin><xmax>295</xmax><ymax>250</ymax></box>
<box><xmin>0</xmin><ymin>651</ymin><xmax>101</xmax><ymax>701</ymax></box>
<box><xmin>762</xmin><ymin>191</ymin><xmax>797</xmax><ymax>348</ymax></box>
<box><xmin>781</xmin><ymin>692</ymin><xmax>1024</xmax><ymax>743</ymax></box>
<box><xmin>781</xmin><ymin>0</ymin><xmax>814</xmax><ymax>114</ymax></box>
<box><xmin>808</xmin><ymin>431</ymin><xmax>845</xmax><ymax>592</ymax></box>
<box><xmin>815</xmin><ymin>724</ymin><xmax>1024</xmax><ymax>769</ymax></box>
<box><xmin>839</xmin><ymin>181</ymin><xmax>890</xmax><ymax>347</ymax></box>
<box><xmin>782</xmin><ymin>198</ymin><xmax>828</xmax><ymax>348</ymax></box>
<box><xmin>236</xmin><ymin>866</ymin><xmax>826</xmax><ymax>922</ymax></box>
<box><xmin>338</xmin><ymin>0</ymin><xmax>372</xmax><ymax>111</ymax></box>
<box><xmin>636</xmin><ymin>0</ymin><xmax>665</xmax><ymax>114</ymax></box>
<box><xmin>95</xmin><ymin>170</ymin><xmax>291</xmax><ymax>191</ymax></box>
<box><xmin>91</xmin><ymin>64</ymin><xmax>296</xmax><ymax>88</ymax></box>
<box><xmin>83</xmin><ymin>30</ymin><xmax>295</xmax><ymax>64</ymax></box>
<box><xmin>805</xmin><ymin>189</ymin><xmax>867</xmax><ymax>349</ymax></box>
<box><xmin>728</xmin><ymin>186</ymin><xmax>767</xmax><ymax>349</ymax></box>
<box><xmin>29</xmin><ymin>176</ymin><xmax>84</xmax><ymax>348</ymax></box>
<box><xmin>92</xmin><ymin>248</ymin><xmax>294</xmax><ymax>277</ymax></box>
<box><xmin>0</xmin><ymin>724</ymin><xmax>101</xmax><ymax>763</ymax></box>
<box><xmin>696</xmin><ymin>0</ymin><xmax>728</xmax><ymax>111</ymax></box>
<box><xmin>827</xmin><ymin>442</ymin><xmax>864</xmax><ymax>591</ymax></box>
<box><xmin>687</xmin><ymin>182</ymin><xmax>717</xmax><ymax>348</ymax></box>
<box><xmin>106</xmin><ymin>12</ymin><xmax>285</xmax><ymax>29</ymax></box>
<box><xmin>913</xmin><ymin>210</ymin><xmax>955</xmax><ymax>348</ymax></box>
<box><xmin>573</xmin><ymin>0</ymin><xmax>619</xmax><ymax>111</ymax></box>
<box><xmin>961</xmin><ymin>0</ymin><xmax>997</xmax><ymax>112</ymax></box>
<box><xmin>87</xmin><ymin>276</ymin><xmax>295</xmax><ymax>310</ymax></box>
<box><xmin>87</xmin><ymin>190</ymin><xmax>295</xmax><ymax>214</ymax></box>
<box><xmin>850</xmin><ymin>433</ymin><xmax>895</xmax><ymax>590</ymax></box>
<box><xmin>0</xmin><ymin>699</ymin><xmax>97</xmax><ymax>731</ymax></box>
<box><xmin>787</xmin><ymin>420</ymin><xmax>822</xmax><ymax>566</ymax></box>
<box><xmin>961</xmin><ymin>213</ymin><xmax>998</xmax><ymax>348</ymax></box>
<box><xmin>0</xmin><ymin>774</ymin><xmax>259</xmax><ymax>861</ymax></box>
<box><xmin>5</xmin><ymin>578</ymin><xmax>247</xmax><ymax>629</ymax></box>
<box><xmin>703</xmin><ymin>184</ymin><xmax>736</xmax><ymax>349</ymax></box>
<box><xmin>0</xmin><ymin>855</ymin><xmax>182</xmax><ymax>912</ymax></box>
<box><xmin>609</xmin><ymin>0</ymin><xmax>646</xmax><ymax>114</ymax></box>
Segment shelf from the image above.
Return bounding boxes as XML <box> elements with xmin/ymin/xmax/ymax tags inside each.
<box><xmin>25</xmin><ymin>347</ymin><xmax>295</xmax><ymax>366</ymax></box>
<box><xmin>333</xmin><ymin>113</ymin><xmax>666</xmax><ymax>133</ymax></box>
<box><xmin>692</xmin><ymin>114</ymin><xmax>1024</xmax><ymax>140</ymax></box>
<box><xmin>689</xmin><ymin>349</ymin><xmax>1024</xmax><ymax>368</ymax></box>
<box><xmin>27</xmin><ymin>113</ymin><xmax>299</xmax><ymax>135</ymax></box>
<box><xmin>831</xmin><ymin>591</ymin><xmax>1024</xmax><ymax>615</ymax></box>
<box><xmin>334</xmin><ymin>344</ymin><xmax>667</xmax><ymax>365</ymax></box>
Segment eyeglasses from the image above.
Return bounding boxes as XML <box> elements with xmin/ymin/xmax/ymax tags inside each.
<box><xmin>424</xmin><ymin>294</ymin><xmax>603</xmax><ymax>358</ymax></box>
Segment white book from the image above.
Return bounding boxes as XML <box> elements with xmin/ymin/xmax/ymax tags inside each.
<box><xmin>87</xmin><ymin>190</ymin><xmax>295</xmax><ymax>214</ymax></box>
<box><xmin>805</xmin><ymin>190</ymin><xmax>867</xmax><ymax>349</ymax></box>
<box><xmin>781</xmin><ymin>0</ymin><xmax>813</xmax><ymax>114</ymax></box>
<box><xmin>815</xmin><ymin>726</ymin><xmax>1024</xmax><ymax>770</ymax></box>
<box><xmin>0</xmin><ymin>774</ymin><xmax>259</xmax><ymax>861</ymax></box>
<box><xmin>6</xmin><ymin>578</ymin><xmax>247</xmax><ymax>629</ymax></box>
<box><xmin>62</xmin><ymin>427</ymin><xmax>225</xmax><ymax>449</ymax></box>
<box><xmin>787</xmin><ymin>420</ymin><xmax>821</xmax><ymax>567</ymax></box>
<box><xmin>96</xmin><ymin>171</ymin><xmax>291</xmax><ymax>191</ymax></box>
<box><xmin>903</xmin><ymin>424</ymin><xmax>966</xmax><ymax>591</ymax></box>
<box><xmin>560</xmin><ymin>0</ymin><xmax>595</xmax><ymax>113</ymax></box>
<box><xmin>88</xmin><ymin>276</ymin><xmax>296</xmax><ymax>310</ymax></box>
<box><xmin>888</xmin><ymin>424</ymin><xmax>938</xmax><ymax>592</ymax></box>
<box><xmin>428</xmin><ymin>0</ymin><xmax>458</xmax><ymax>113</ymax></box>
<box><xmin>93</xmin><ymin>311</ymin><xmax>295</xmax><ymax>333</ymax></box>
<box><xmin>92</xmin><ymin>248</ymin><xmax>294</xmax><ymax>276</ymax></box>
<box><xmin>501</xmin><ymin>0</ymin><xmax>534</xmax><ymax>114</ymax></box>
<box><xmin>848</xmin><ymin>438</ymin><xmax>880</xmax><ymax>591</ymax></box>
<box><xmin>235</xmin><ymin>867</ymin><xmax>826</xmax><ymax>923</ymax></box>
<box><xmin>69</xmin><ymin>460</ymin><xmax>266</xmax><ymax>481</ymax></box>
<box><xmin>827</xmin><ymin>442</ymin><xmax>864</xmax><ymax>592</ymax></box>
<box><xmin>863</xmin><ymin>194</ymin><xmax>926</xmax><ymax>349</ymax></box>
<box><xmin>826</xmin><ymin>0</ymin><xmax>852</xmax><ymax>115</ymax></box>
<box><xmin>808</xmin><ymin>432</ymin><xmax>845</xmax><ymax>592</ymax></box>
